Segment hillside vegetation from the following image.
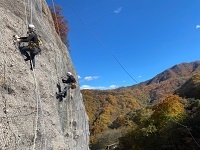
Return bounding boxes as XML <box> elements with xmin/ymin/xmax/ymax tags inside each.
<box><xmin>82</xmin><ymin>61</ymin><xmax>200</xmax><ymax>149</ymax></box>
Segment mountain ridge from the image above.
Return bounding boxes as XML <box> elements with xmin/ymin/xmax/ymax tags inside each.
<box><xmin>82</xmin><ymin>60</ymin><xmax>200</xmax><ymax>149</ymax></box>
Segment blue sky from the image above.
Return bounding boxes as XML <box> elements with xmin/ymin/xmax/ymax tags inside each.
<box><xmin>46</xmin><ymin>0</ymin><xmax>200</xmax><ymax>90</ymax></box>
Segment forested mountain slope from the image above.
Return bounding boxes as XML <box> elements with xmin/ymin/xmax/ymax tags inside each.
<box><xmin>82</xmin><ymin>61</ymin><xmax>200</xmax><ymax>149</ymax></box>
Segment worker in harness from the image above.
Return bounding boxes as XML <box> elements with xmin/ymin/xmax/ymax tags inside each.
<box><xmin>56</xmin><ymin>72</ymin><xmax>76</xmax><ymax>100</ymax></box>
<box><xmin>14</xmin><ymin>24</ymin><xmax>41</xmax><ymax>70</ymax></box>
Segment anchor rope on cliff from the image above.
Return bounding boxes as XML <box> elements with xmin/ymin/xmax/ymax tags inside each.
<box><xmin>51</xmin><ymin>0</ymin><xmax>74</xmax><ymax>132</ymax></box>
<box><xmin>35</xmin><ymin>0</ymin><xmax>63</xmax><ymax>85</ymax></box>
<box><xmin>52</xmin><ymin>3</ymin><xmax>68</xmax><ymax>87</ymax></box>
<box><xmin>23</xmin><ymin>0</ymin><xmax>47</xmax><ymax>149</ymax></box>
<box><xmin>51</xmin><ymin>0</ymin><xmax>68</xmax><ymax>77</ymax></box>
<box><xmin>25</xmin><ymin>0</ymin><xmax>75</xmax><ymax>146</ymax></box>
<box><xmin>32</xmin><ymin>0</ymin><xmax>65</xmax><ymax>145</ymax></box>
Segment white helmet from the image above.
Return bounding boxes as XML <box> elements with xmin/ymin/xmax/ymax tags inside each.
<box><xmin>67</xmin><ymin>72</ymin><xmax>72</xmax><ymax>76</ymax></box>
<box><xmin>28</xmin><ymin>24</ymin><xmax>35</xmax><ymax>29</ymax></box>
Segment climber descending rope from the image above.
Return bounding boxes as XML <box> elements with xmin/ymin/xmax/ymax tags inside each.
<box><xmin>13</xmin><ymin>24</ymin><xmax>41</xmax><ymax>70</ymax></box>
<box><xmin>56</xmin><ymin>72</ymin><xmax>76</xmax><ymax>101</ymax></box>
<box><xmin>13</xmin><ymin>0</ymin><xmax>46</xmax><ymax>149</ymax></box>
<box><xmin>51</xmin><ymin>0</ymin><xmax>77</xmax><ymax>100</ymax></box>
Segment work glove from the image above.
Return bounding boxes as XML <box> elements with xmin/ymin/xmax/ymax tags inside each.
<box><xmin>16</xmin><ymin>39</ymin><xmax>21</xmax><ymax>42</ymax></box>
<box><xmin>13</xmin><ymin>35</ymin><xmax>21</xmax><ymax>42</ymax></box>
<box><xmin>62</xmin><ymin>79</ymin><xmax>67</xmax><ymax>83</ymax></box>
<box><xmin>13</xmin><ymin>35</ymin><xmax>19</xmax><ymax>39</ymax></box>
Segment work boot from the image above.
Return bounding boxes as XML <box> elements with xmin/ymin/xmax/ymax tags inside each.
<box><xmin>56</xmin><ymin>93</ymin><xmax>60</xmax><ymax>99</ymax></box>
<box><xmin>56</xmin><ymin>92</ymin><xmax>64</xmax><ymax>99</ymax></box>
<box><xmin>24</xmin><ymin>57</ymin><xmax>30</xmax><ymax>61</ymax></box>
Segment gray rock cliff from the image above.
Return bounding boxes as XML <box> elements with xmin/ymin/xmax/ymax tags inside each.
<box><xmin>0</xmin><ymin>0</ymin><xmax>90</xmax><ymax>149</ymax></box>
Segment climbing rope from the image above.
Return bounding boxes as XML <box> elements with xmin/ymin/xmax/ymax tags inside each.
<box><xmin>65</xmin><ymin>0</ymin><xmax>138</xmax><ymax>84</ymax></box>
<box><xmin>30</xmin><ymin>0</ymin><xmax>33</xmax><ymax>24</ymax></box>
<box><xmin>51</xmin><ymin>0</ymin><xmax>61</xmax><ymax>38</ymax></box>
<box><xmin>51</xmin><ymin>2</ymin><xmax>75</xmax><ymax>143</ymax></box>
<box><xmin>23</xmin><ymin>0</ymin><xmax>47</xmax><ymax>149</ymax></box>
<box><xmin>157</xmin><ymin>105</ymin><xmax>200</xmax><ymax>148</ymax></box>
<box><xmin>24</xmin><ymin>0</ymin><xmax>39</xmax><ymax>149</ymax></box>
<box><xmin>34</xmin><ymin>1</ymin><xmax>62</xmax><ymax>84</ymax></box>
<box><xmin>34</xmin><ymin>0</ymin><xmax>66</xmax><ymax>134</ymax></box>
<box><xmin>23</xmin><ymin>0</ymin><xmax>28</xmax><ymax>37</ymax></box>
<box><xmin>63</xmin><ymin>1</ymin><xmax>200</xmax><ymax>149</ymax></box>
<box><xmin>51</xmin><ymin>0</ymin><xmax>69</xmax><ymax>76</ymax></box>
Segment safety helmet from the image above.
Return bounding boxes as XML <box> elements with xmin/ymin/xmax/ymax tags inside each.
<box><xmin>67</xmin><ymin>72</ymin><xmax>72</xmax><ymax>76</ymax></box>
<box><xmin>28</xmin><ymin>24</ymin><xmax>35</xmax><ymax>29</ymax></box>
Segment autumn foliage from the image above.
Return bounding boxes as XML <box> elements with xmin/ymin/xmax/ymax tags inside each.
<box><xmin>81</xmin><ymin>64</ymin><xmax>200</xmax><ymax>149</ymax></box>
<box><xmin>49</xmin><ymin>4</ymin><xmax>69</xmax><ymax>45</ymax></box>
<box><xmin>151</xmin><ymin>94</ymin><xmax>185</xmax><ymax>129</ymax></box>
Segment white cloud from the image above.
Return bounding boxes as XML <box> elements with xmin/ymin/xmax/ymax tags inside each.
<box><xmin>138</xmin><ymin>75</ymin><xmax>142</xmax><ymax>78</ymax></box>
<box><xmin>80</xmin><ymin>84</ymin><xmax>118</xmax><ymax>90</ymax></box>
<box><xmin>196</xmin><ymin>25</ymin><xmax>200</xmax><ymax>29</ymax></box>
<box><xmin>114</xmin><ymin>7</ymin><xmax>122</xmax><ymax>14</ymax></box>
<box><xmin>109</xmin><ymin>85</ymin><xmax>118</xmax><ymax>89</ymax></box>
<box><xmin>84</xmin><ymin>76</ymin><xmax>99</xmax><ymax>81</ymax></box>
<box><xmin>78</xmin><ymin>75</ymin><xmax>81</xmax><ymax>79</ymax></box>
<box><xmin>80</xmin><ymin>85</ymin><xmax>106</xmax><ymax>90</ymax></box>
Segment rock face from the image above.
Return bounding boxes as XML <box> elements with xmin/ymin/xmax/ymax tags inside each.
<box><xmin>0</xmin><ymin>0</ymin><xmax>89</xmax><ymax>149</ymax></box>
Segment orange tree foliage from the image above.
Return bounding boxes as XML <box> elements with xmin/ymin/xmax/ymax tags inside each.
<box><xmin>118</xmin><ymin>95</ymin><xmax>186</xmax><ymax>150</ymax></box>
<box><xmin>49</xmin><ymin>4</ymin><xmax>69</xmax><ymax>44</ymax></box>
<box><xmin>111</xmin><ymin>115</ymin><xmax>128</xmax><ymax>128</ymax></box>
<box><xmin>81</xmin><ymin>89</ymin><xmax>141</xmax><ymax>147</ymax></box>
<box><xmin>151</xmin><ymin>94</ymin><xmax>185</xmax><ymax>129</ymax></box>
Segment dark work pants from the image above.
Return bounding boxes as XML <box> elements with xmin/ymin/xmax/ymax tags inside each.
<box><xmin>20</xmin><ymin>46</ymin><xmax>35</xmax><ymax>67</ymax></box>
<box><xmin>60</xmin><ymin>86</ymin><xmax>68</xmax><ymax>94</ymax></box>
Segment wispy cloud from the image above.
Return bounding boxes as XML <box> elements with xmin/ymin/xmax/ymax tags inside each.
<box><xmin>138</xmin><ymin>75</ymin><xmax>142</xmax><ymax>78</ymax></box>
<box><xmin>80</xmin><ymin>84</ymin><xmax>118</xmax><ymax>90</ymax></box>
<box><xmin>114</xmin><ymin>7</ymin><xmax>122</xmax><ymax>14</ymax></box>
<box><xmin>78</xmin><ymin>75</ymin><xmax>81</xmax><ymax>79</ymax></box>
<box><xmin>109</xmin><ymin>85</ymin><xmax>118</xmax><ymax>89</ymax></box>
<box><xmin>80</xmin><ymin>85</ymin><xmax>106</xmax><ymax>90</ymax></box>
<box><xmin>196</xmin><ymin>25</ymin><xmax>200</xmax><ymax>29</ymax></box>
<box><xmin>84</xmin><ymin>76</ymin><xmax>99</xmax><ymax>81</ymax></box>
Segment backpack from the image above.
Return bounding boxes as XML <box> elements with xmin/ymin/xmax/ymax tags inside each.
<box><xmin>69</xmin><ymin>76</ymin><xmax>76</xmax><ymax>89</ymax></box>
<box><xmin>29</xmin><ymin>39</ymin><xmax>42</xmax><ymax>55</ymax></box>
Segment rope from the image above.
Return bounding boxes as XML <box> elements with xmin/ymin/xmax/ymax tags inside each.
<box><xmin>64</xmin><ymin>0</ymin><xmax>152</xmax><ymax>108</ymax></box>
<box><xmin>34</xmin><ymin>0</ymin><xmax>62</xmax><ymax>84</ymax></box>
<box><xmin>23</xmin><ymin>0</ymin><xmax>47</xmax><ymax>149</ymax></box>
<box><xmin>23</xmin><ymin>0</ymin><xmax>28</xmax><ymax>37</ymax></box>
<box><xmin>32</xmin><ymin>67</ymin><xmax>39</xmax><ymax>150</ymax></box>
<box><xmin>34</xmin><ymin>1</ymin><xmax>66</xmax><ymax>136</ymax></box>
<box><xmin>157</xmin><ymin>105</ymin><xmax>200</xmax><ymax>148</ymax></box>
<box><xmin>30</xmin><ymin>0</ymin><xmax>33</xmax><ymax>24</ymax></box>
<box><xmin>24</xmin><ymin>1</ymin><xmax>39</xmax><ymax>148</ymax></box>
<box><xmin>51</xmin><ymin>0</ymin><xmax>69</xmax><ymax>76</ymax></box>
<box><xmin>51</xmin><ymin>0</ymin><xmax>61</xmax><ymax>38</ymax></box>
<box><xmin>30</xmin><ymin>1</ymin><xmax>48</xmax><ymax>149</ymax></box>
<box><xmin>33</xmin><ymin>1</ymin><xmax>75</xmax><ymax>144</ymax></box>
<box><xmin>65</xmin><ymin>0</ymin><xmax>138</xmax><ymax>84</ymax></box>
<box><xmin>24</xmin><ymin>0</ymin><xmax>28</xmax><ymax>26</ymax></box>
<box><xmin>52</xmin><ymin>0</ymin><xmax>68</xmax><ymax>76</ymax></box>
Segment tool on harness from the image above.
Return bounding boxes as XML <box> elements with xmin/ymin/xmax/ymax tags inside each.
<box><xmin>29</xmin><ymin>38</ymin><xmax>42</xmax><ymax>55</ymax></box>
